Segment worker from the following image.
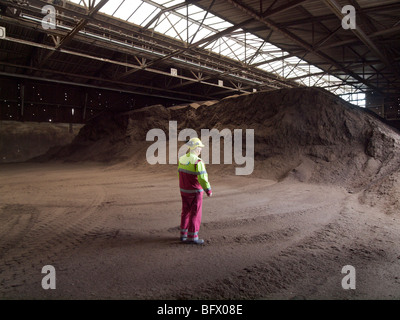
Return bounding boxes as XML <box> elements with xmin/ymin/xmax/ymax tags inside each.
<box><xmin>178</xmin><ymin>137</ymin><xmax>212</xmax><ymax>244</ymax></box>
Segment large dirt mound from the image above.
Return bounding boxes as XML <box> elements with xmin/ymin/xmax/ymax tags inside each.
<box><xmin>0</xmin><ymin>121</ymin><xmax>83</xmax><ymax>163</ymax></box>
<box><xmin>38</xmin><ymin>87</ymin><xmax>400</xmax><ymax>194</ymax></box>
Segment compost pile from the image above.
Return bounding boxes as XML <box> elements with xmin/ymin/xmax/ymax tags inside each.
<box><xmin>39</xmin><ymin>87</ymin><xmax>400</xmax><ymax>212</ymax></box>
<box><xmin>0</xmin><ymin>121</ymin><xmax>82</xmax><ymax>163</ymax></box>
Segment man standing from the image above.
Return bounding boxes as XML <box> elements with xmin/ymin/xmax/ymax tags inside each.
<box><xmin>178</xmin><ymin>137</ymin><xmax>212</xmax><ymax>244</ymax></box>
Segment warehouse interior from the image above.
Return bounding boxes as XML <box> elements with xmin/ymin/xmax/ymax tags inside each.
<box><xmin>1</xmin><ymin>0</ymin><xmax>400</xmax><ymax>125</ymax></box>
<box><xmin>1</xmin><ymin>0</ymin><xmax>400</xmax><ymax>300</ymax></box>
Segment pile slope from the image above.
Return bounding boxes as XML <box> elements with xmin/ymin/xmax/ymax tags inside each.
<box><xmin>0</xmin><ymin>121</ymin><xmax>82</xmax><ymax>163</ymax></box>
<box><xmin>38</xmin><ymin>87</ymin><xmax>400</xmax><ymax>204</ymax></box>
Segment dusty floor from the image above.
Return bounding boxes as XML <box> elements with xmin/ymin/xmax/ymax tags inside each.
<box><xmin>0</xmin><ymin>161</ymin><xmax>400</xmax><ymax>300</ymax></box>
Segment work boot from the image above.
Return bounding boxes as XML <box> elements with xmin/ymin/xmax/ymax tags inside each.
<box><xmin>187</xmin><ymin>238</ymin><xmax>204</xmax><ymax>245</ymax></box>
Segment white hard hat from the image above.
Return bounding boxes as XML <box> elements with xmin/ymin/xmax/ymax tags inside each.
<box><xmin>187</xmin><ymin>137</ymin><xmax>205</xmax><ymax>150</ymax></box>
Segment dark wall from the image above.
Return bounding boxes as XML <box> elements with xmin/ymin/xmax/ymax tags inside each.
<box><xmin>0</xmin><ymin>76</ymin><xmax>186</xmax><ymax>124</ymax></box>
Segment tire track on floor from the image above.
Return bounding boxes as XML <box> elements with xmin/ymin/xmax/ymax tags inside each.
<box><xmin>0</xmin><ymin>185</ymin><xmax>109</xmax><ymax>295</ymax></box>
<box><xmin>0</xmin><ymin>204</ymin><xmax>40</xmax><ymax>260</ymax></box>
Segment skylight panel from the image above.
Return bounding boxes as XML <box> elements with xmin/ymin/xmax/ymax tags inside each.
<box><xmin>211</xmin><ymin>39</ymin><xmax>230</xmax><ymax>55</ymax></box>
<box><xmin>191</xmin><ymin>28</ymin><xmax>215</xmax><ymax>44</ymax></box>
<box><xmin>156</xmin><ymin>18</ymin><xmax>176</xmax><ymax>36</ymax></box>
<box><xmin>320</xmin><ymin>75</ymin><xmax>332</xmax><ymax>83</ymax></box>
<box><xmin>65</xmin><ymin>1</ymin><xmax>366</xmax><ymax>105</ymax></box>
<box><xmin>128</xmin><ymin>2</ymin><xmax>158</xmax><ymax>24</ymax></box>
<box><xmin>260</xmin><ymin>42</ymin><xmax>280</xmax><ymax>52</ymax></box>
<box><xmin>187</xmin><ymin>24</ymin><xmax>205</xmax><ymax>43</ymax></box>
<box><xmin>112</xmin><ymin>0</ymin><xmax>143</xmax><ymax>21</ymax></box>
<box><xmin>99</xmin><ymin>0</ymin><xmax>124</xmax><ymax>16</ymax></box>
<box><xmin>242</xmin><ymin>33</ymin><xmax>259</xmax><ymax>41</ymax></box>
<box><xmin>291</xmin><ymin>70</ymin><xmax>308</xmax><ymax>78</ymax></box>
<box><xmin>207</xmin><ymin>20</ymin><xmax>233</xmax><ymax>30</ymax></box>
<box><xmin>284</xmin><ymin>56</ymin><xmax>301</xmax><ymax>64</ymax></box>
<box><xmin>139</xmin><ymin>7</ymin><xmax>161</xmax><ymax>26</ymax></box>
<box><xmin>217</xmin><ymin>44</ymin><xmax>231</xmax><ymax>56</ymax></box>
<box><xmin>261</xmin><ymin>64</ymin><xmax>276</xmax><ymax>73</ymax></box>
<box><xmin>309</xmin><ymin>65</ymin><xmax>323</xmax><ymax>73</ymax></box>
<box><xmin>225</xmin><ymin>38</ymin><xmax>241</xmax><ymax>51</ymax></box>
<box><xmin>171</xmin><ymin>19</ymin><xmax>189</xmax><ymax>37</ymax></box>
<box><xmin>164</xmin><ymin>11</ymin><xmax>181</xmax><ymax>26</ymax></box>
<box><xmin>159</xmin><ymin>0</ymin><xmax>185</xmax><ymax>8</ymax></box>
<box><xmin>175</xmin><ymin>4</ymin><xmax>203</xmax><ymax>16</ymax></box>
<box><xmin>189</xmin><ymin>11</ymin><xmax>208</xmax><ymax>21</ymax></box>
<box><xmin>243</xmin><ymin>47</ymin><xmax>257</xmax><ymax>60</ymax></box>
<box><xmin>269</xmin><ymin>61</ymin><xmax>283</xmax><ymax>70</ymax></box>
<box><xmin>308</xmin><ymin>77</ymin><xmax>319</xmax><ymax>86</ymax></box>
<box><xmin>251</xmin><ymin>55</ymin><xmax>268</xmax><ymax>64</ymax></box>
<box><xmin>235</xmin><ymin>51</ymin><xmax>247</xmax><ymax>61</ymax></box>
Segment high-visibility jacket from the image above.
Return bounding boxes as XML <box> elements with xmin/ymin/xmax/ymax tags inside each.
<box><xmin>178</xmin><ymin>152</ymin><xmax>212</xmax><ymax>196</ymax></box>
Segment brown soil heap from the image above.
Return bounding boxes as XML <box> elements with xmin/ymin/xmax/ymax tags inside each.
<box><xmin>41</xmin><ymin>87</ymin><xmax>400</xmax><ymax>194</ymax></box>
<box><xmin>0</xmin><ymin>121</ymin><xmax>82</xmax><ymax>163</ymax></box>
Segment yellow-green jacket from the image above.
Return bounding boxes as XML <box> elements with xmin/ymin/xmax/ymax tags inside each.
<box><xmin>178</xmin><ymin>152</ymin><xmax>211</xmax><ymax>195</ymax></box>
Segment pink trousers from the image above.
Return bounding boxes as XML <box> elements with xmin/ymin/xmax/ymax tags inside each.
<box><xmin>180</xmin><ymin>192</ymin><xmax>203</xmax><ymax>241</ymax></box>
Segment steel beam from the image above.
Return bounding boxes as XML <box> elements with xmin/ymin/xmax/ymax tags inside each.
<box><xmin>37</xmin><ymin>0</ymin><xmax>109</xmax><ymax>68</ymax></box>
<box><xmin>262</xmin><ymin>0</ymin><xmax>307</xmax><ymax>17</ymax></box>
<box><xmin>322</xmin><ymin>0</ymin><xmax>398</xmax><ymax>80</ymax></box>
<box><xmin>116</xmin><ymin>17</ymin><xmax>254</xmax><ymax>80</ymax></box>
<box><xmin>225</xmin><ymin>0</ymin><xmax>384</xmax><ymax>94</ymax></box>
<box><xmin>3</xmin><ymin>0</ymin><xmax>297</xmax><ymax>91</ymax></box>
